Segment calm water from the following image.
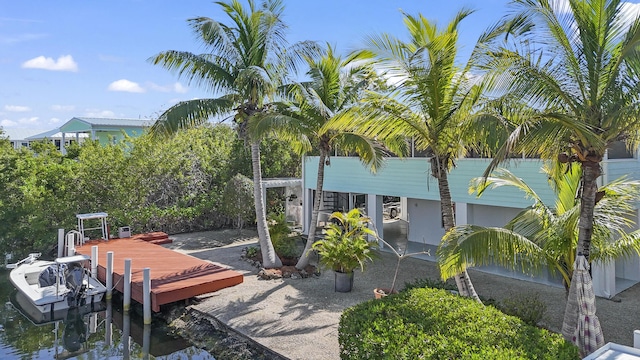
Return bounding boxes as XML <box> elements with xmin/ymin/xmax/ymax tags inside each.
<box><xmin>0</xmin><ymin>269</ymin><xmax>215</xmax><ymax>360</ymax></box>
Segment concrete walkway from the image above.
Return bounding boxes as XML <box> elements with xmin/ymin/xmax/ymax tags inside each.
<box><xmin>167</xmin><ymin>230</ymin><xmax>640</xmax><ymax>360</ymax></box>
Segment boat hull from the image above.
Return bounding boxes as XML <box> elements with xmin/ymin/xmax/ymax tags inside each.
<box><xmin>11</xmin><ymin>290</ymin><xmax>106</xmax><ymax>325</ymax></box>
<box><xmin>9</xmin><ymin>257</ymin><xmax>107</xmax><ymax>319</ymax></box>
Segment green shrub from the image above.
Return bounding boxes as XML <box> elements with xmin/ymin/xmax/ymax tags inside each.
<box><xmin>245</xmin><ymin>246</ymin><xmax>259</xmax><ymax>259</ymax></box>
<box><xmin>495</xmin><ymin>292</ymin><xmax>547</xmax><ymax>326</ymax></box>
<box><xmin>268</xmin><ymin>213</ymin><xmax>298</xmax><ymax>258</ymax></box>
<box><xmin>339</xmin><ymin>287</ymin><xmax>578</xmax><ymax>360</ymax></box>
<box><xmin>402</xmin><ymin>277</ymin><xmax>458</xmax><ymax>292</ymax></box>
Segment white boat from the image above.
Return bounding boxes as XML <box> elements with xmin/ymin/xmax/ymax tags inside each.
<box><xmin>8</xmin><ymin>253</ymin><xmax>107</xmax><ymax>318</ymax></box>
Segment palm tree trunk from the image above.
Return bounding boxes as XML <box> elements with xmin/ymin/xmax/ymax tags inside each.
<box><xmin>295</xmin><ymin>150</ymin><xmax>327</xmax><ymax>270</ymax></box>
<box><xmin>251</xmin><ymin>141</ymin><xmax>282</xmax><ymax>269</ymax></box>
<box><xmin>433</xmin><ymin>158</ymin><xmax>481</xmax><ymax>303</ymax></box>
<box><xmin>562</xmin><ymin>160</ymin><xmax>601</xmax><ymax>341</ymax></box>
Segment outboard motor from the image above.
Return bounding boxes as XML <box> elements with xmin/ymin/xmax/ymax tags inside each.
<box><xmin>65</xmin><ymin>262</ymin><xmax>86</xmax><ymax>307</ymax></box>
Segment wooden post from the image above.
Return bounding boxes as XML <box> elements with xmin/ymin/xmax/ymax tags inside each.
<box><xmin>123</xmin><ymin>259</ymin><xmax>132</xmax><ymax>311</ymax></box>
<box><xmin>143</xmin><ymin>267</ymin><xmax>151</xmax><ymax>325</ymax></box>
<box><xmin>91</xmin><ymin>246</ymin><xmax>98</xmax><ymax>279</ymax></box>
<box><xmin>57</xmin><ymin>229</ymin><xmax>64</xmax><ymax>258</ymax></box>
<box><xmin>106</xmin><ymin>251</ymin><xmax>114</xmax><ymax>300</ymax></box>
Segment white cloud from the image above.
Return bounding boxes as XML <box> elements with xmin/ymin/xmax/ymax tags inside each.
<box><xmin>18</xmin><ymin>116</ymin><xmax>39</xmax><ymax>125</ymax></box>
<box><xmin>108</xmin><ymin>79</ymin><xmax>145</xmax><ymax>93</ymax></box>
<box><xmin>173</xmin><ymin>83</ymin><xmax>188</xmax><ymax>93</ymax></box>
<box><xmin>83</xmin><ymin>109</ymin><xmax>116</xmax><ymax>118</ymax></box>
<box><xmin>48</xmin><ymin>117</ymin><xmax>61</xmax><ymax>124</ymax></box>
<box><xmin>22</xmin><ymin>55</ymin><xmax>78</xmax><ymax>72</ymax></box>
<box><xmin>0</xmin><ymin>33</ymin><xmax>46</xmax><ymax>45</ymax></box>
<box><xmin>4</xmin><ymin>105</ymin><xmax>30</xmax><ymax>112</ymax></box>
<box><xmin>1</xmin><ymin>119</ymin><xmax>17</xmax><ymax>127</ymax></box>
<box><xmin>620</xmin><ymin>2</ymin><xmax>640</xmax><ymax>25</ymax></box>
<box><xmin>148</xmin><ymin>81</ymin><xmax>188</xmax><ymax>93</ymax></box>
<box><xmin>51</xmin><ymin>105</ymin><xmax>75</xmax><ymax>112</ymax></box>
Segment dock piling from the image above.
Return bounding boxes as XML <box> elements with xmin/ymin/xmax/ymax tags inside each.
<box><xmin>91</xmin><ymin>246</ymin><xmax>98</xmax><ymax>279</ymax></box>
<box><xmin>106</xmin><ymin>251</ymin><xmax>114</xmax><ymax>300</ymax></box>
<box><xmin>143</xmin><ymin>267</ymin><xmax>151</xmax><ymax>324</ymax></box>
<box><xmin>123</xmin><ymin>259</ymin><xmax>132</xmax><ymax>311</ymax></box>
<box><xmin>66</xmin><ymin>232</ymin><xmax>75</xmax><ymax>256</ymax></box>
<box><xmin>57</xmin><ymin>229</ymin><xmax>64</xmax><ymax>258</ymax></box>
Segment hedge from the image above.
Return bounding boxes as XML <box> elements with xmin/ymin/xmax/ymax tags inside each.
<box><xmin>339</xmin><ymin>287</ymin><xmax>579</xmax><ymax>360</ymax></box>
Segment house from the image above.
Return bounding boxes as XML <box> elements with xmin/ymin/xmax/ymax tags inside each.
<box><xmin>301</xmin><ymin>142</ymin><xmax>640</xmax><ymax>298</ymax></box>
<box><xmin>1</xmin><ymin>117</ymin><xmax>154</xmax><ymax>153</ymax></box>
<box><xmin>26</xmin><ymin>129</ymin><xmax>90</xmax><ymax>151</ymax></box>
<box><xmin>1</xmin><ymin>128</ymin><xmax>49</xmax><ymax>149</ymax></box>
<box><xmin>57</xmin><ymin>117</ymin><xmax>154</xmax><ymax>153</ymax></box>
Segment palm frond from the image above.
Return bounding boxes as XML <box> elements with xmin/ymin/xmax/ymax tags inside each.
<box><xmin>150</xmin><ymin>97</ymin><xmax>234</xmax><ymax>138</ymax></box>
<box><xmin>437</xmin><ymin>225</ymin><xmax>548</xmax><ymax>280</ymax></box>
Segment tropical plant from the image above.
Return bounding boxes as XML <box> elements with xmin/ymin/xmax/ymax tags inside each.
<box><xmin>477</xmin><ymin>0</ymin><xmax>640</xmax><ymax>340</ymax></box>
<box><xmin>148</xmin><ymin>0</ymin><xmax>318</xmax><ymax>268</ymax></box>
<box><xmin>252</xmin><ymin>44</ymin><xmax>395</xmax><ymax>270</ymax></box>
<box><xmin>330</xmin><ymin>9</ymin><xmax>508</xmax><ymax>301</ymax></box>
<box><xmin>438</xmin><ymin>165</ymin><xmax>640</xmax><ymax>292</ymax></box>
<box><xmin>221</xmin><ymin>173</ymin><xmax>255</xmax><ymax>234</ymax></box>
<box><xmin>311</xmin><ymin>208</ymin><xmax>378</xmax><ymax>274</ymax></box>
<box><xmin>267</xmin><ymin>212</ymin><xmax>298</xmax><ymax>259</ymax></box>
<box><xmin>0</xmin><ymin>124</ymin><xmax>242</xmax><ymax>257</ymax></box>
<box><xmin>339</xmin><ymin>287</ymin><xmax>579</xmax><ymax>359</ymax></box>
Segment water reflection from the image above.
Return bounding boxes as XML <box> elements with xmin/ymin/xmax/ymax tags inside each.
<box><xmin>0</xmin><ymin>269</ymin><xmax>215</xmax><ymax>359</ymax></box>
<box><xmin>58</xmin><ymin>308</ymin><xmax>89</xmax><ymax>358</ymax></box>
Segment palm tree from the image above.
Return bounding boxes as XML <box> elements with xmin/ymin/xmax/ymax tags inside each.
<box><xmin>148</xmin><ymin>0</ymin><xmax>317</xmax><ymax>268</ymax></box>
<box><xmin>252</xmin><ymin>45</ymin><xmax>398</xmax><ymax>270</ymax></box>
<box><xmin>478</xmin><ymin>0</ymin><xmax>640</xmax><ymax>338</ymax></box>
<box><xmin>438</xmin><ymin>165</ymin><xmax>640</xmax><ymax>293</ymax></box>
<box><xmin>330</xmin><ymin>10</ymin><xmax>509</xmax><ymax>301</ymax></box>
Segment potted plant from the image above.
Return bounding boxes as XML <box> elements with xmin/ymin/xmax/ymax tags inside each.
<box><xmin>312</xmin><ymin>208</ymin><xmax>378</xmax><ymax>292</ymax></box>
<box><xmin>373</xmin><ymin>236</ymin><xmax>430</xmax><ymax>299</ymax></box>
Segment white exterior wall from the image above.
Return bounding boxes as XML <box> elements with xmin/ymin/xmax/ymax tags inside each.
<box><xmin>405</xmin><ymin>199</ymin><xmax>446</xmax><ymax>246</ymax></box>
<box><xmin>468</xmin><ymin>204</ymin><xmax>522</xmax><ymax>227</ymax></box>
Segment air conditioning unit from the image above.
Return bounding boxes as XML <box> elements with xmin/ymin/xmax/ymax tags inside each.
<box><xmin>118</xmin><ymin>226</ymin><xmax>131</xmax><ymax>238</ymax></box>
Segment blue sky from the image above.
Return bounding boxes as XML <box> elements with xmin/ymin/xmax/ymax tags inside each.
<box><xmin>0</xmin><ymin>0</ymin><xmax>637</xmax><ymax>132</ymax></box>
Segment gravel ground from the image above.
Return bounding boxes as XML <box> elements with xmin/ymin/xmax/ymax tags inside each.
<box><xmin>166</xmin><ymin>229</ymin><xmax>640</xmax><ymax>360</ymax></box>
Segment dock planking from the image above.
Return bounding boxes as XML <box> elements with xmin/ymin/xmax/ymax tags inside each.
<box><xmin>75</xmin><ymin>237</ymin><xmax>243</xmax><ymax>312</ymax></box>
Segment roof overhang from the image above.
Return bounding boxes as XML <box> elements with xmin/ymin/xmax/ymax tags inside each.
<box><xmin>262</xmin><ymin>178</ymin><xmax>302</xmax><ymax>189</ymax></box>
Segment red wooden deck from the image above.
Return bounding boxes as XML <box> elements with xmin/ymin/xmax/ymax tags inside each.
<box><xmin>75</xmin><ymin>237</ymin><xmax>243</xmax><ymax>312</ymax></box>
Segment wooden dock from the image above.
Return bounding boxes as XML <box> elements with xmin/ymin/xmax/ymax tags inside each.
<box><xmin>75</xmin><ymin>237</ymin><xmax>243</xmax><ymax>312</ymax></box>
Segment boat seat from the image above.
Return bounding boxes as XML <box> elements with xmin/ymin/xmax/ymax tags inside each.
<box><xmin>38</xmin><ymin>264</ymin><xmax>66</xmax><ymax>287</ymax></box>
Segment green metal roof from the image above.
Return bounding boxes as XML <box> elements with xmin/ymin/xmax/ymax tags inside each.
<box><xmin>59</xmin><ymin>117</ymin><xmax>155</xmax><ymax>133</ymax></box>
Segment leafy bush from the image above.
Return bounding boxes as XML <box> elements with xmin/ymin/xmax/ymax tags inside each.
<box><xmin>402</xmin><ymin>277</ymin><xmax>458</xmax><ymax>292</ymax></box>
<box><xmin>245</xmin><ymin>246</ymin><xmax>259</xmax><ymax>259</ymax></box>
<box><xmin>494</xmin><ymin>292</ymin><xmax>547</xmax><ymax>326</ymax></box>
<box><xmin>0</xmin><ymin>123</ymin><xmax>301</xmax><ymax>258</ymax></box>
<box><xmin>339</xmin><ymin>287</ymin><xmax>578</xmax><ymax>360</ymax></box>
<box><xmin>312</xmin><ymin>209</ymin><xmax>378</xmax><ymax>273</ymax></box>
<box><xmin>221</xmin><ymin>173</ymin><xmax>255</xmax><ymax>232</ymax></box>
<box><xmin>268</xmin><ymin>213</ymin><xmax>298</xmax><ymax>259</ymax></box>
<box><xmin>402</xmin><ymin>277</ymin><xmax>499</xmax><ymax>307</ymax></box>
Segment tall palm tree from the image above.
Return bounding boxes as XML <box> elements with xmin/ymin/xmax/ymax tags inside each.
<box><xmin>331</xmin><ymin>9</ymin><xmax>507</xmax><ymax>301</ymax></box>
<box><xmin>438</xmin><ymin>165</ymin><xmax>640</xmax><ymax>292</ymax></box>
<box><xmin>253</xmin><ymin>45</ymin><xmax>399</xmax><ymax>270</ymax></box>
<box><xmin>478</xmin><ymin>0</ymin><xmax>640</xmax><ymax>339</ymax></box>
<box><xmin>148</xmin><ymin>0</ymin><xmax>317</xmax><ymax>268</ymax></box>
